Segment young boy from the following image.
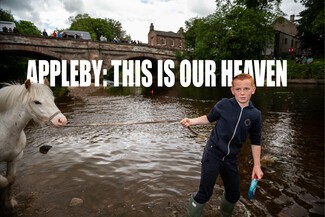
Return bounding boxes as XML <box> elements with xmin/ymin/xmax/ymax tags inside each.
<box><xmin>180</xmin><ymin>73</ymin><xmax>263</xmax><ymax>217</ymax></box>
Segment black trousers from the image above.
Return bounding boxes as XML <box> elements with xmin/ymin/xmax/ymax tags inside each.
<box><xmin>194</xmin><ymin>148</ymin><xmax>241</xmax><ymax>204</ymax></box>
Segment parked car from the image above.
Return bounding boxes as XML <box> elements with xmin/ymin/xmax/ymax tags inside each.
<box><xmin>61</xmin><ymin>30</ymin><xmax>91</xmax><ymax>40</ymax></box>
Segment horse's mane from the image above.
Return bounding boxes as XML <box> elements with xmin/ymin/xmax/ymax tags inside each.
<box><xmin>0</xmin><ymin>82</ymin><xmax>54</xmax><ymax>112</ymax></box>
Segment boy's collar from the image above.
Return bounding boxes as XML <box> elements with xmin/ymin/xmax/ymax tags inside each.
<box><xmin>230</xmin><ymin>97</ymin><xmax>254</xmax><ymax>108</ymax></box>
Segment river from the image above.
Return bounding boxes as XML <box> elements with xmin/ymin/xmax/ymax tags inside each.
<box><xmin>12</xmin><ymin>84</ymin><xmax>324</xmax><ymax>217</ymax></box>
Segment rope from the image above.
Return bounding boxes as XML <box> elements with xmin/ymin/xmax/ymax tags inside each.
<box><xmin>65</xmin><ymin>119</ymin><xmax>208</xmax><ymax>139</ymax></box>
<box><xmin>65</xmin><ymin>119</ymin><xmax>179</xmax><ymax>127</ymax></box>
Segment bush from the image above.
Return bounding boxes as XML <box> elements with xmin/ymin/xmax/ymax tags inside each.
<box><xmin>287</xmin><ymin>57</ymin><xmax>325</xmax><ymax>79</ymax></box>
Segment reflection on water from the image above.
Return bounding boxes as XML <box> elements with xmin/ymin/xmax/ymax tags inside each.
<box><xmin>12</xmin><ymin>84</ymin><xmax>324</xmax><ymax>217</ymax></box>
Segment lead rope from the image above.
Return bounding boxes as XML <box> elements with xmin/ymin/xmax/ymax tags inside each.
<box><xmin>65</xmin><ymin>119</ymin><xmax>207</xmax><ymax>139</ymax></box>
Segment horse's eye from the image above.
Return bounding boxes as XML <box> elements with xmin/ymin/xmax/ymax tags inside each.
<box><xmin>34</xmin><ymin>100</ymin><xmax>42</xmax><ymax>105</ymax></box>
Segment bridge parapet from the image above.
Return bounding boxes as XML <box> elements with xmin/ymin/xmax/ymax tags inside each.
<box><xmin>0</xmin><ymin>33</ymin><xmax>178</xmax><ymax>68</ymax></box>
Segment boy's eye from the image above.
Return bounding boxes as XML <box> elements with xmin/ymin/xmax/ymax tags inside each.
<box><xmin>235</xmin><ymin>88</ymin><xmax>251</xmax><ymax>93</ymax></box>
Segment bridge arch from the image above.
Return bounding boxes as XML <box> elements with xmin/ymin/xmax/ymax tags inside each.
<box><xmin>0</xmin><ymin>46</ymin><xmax>63</xmax><ymax>61</ymax></box>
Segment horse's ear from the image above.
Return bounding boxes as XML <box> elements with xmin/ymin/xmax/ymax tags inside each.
<box><xmin>44</xmin><ymin>77</ymin><xmax>49</xmax><ymax>86</ymax></box>
<box><xmin>24</xmin><ymin>79</ymin><xmax>31</xmax><ymax>90</ymax></box>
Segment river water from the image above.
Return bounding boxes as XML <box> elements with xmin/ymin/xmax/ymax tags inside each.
<box><xmin>12</xmin><ymin>84</ymin><xmax>324</xmax><ymax>217</ymax></box>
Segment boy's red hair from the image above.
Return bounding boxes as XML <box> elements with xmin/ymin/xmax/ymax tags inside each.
<box><xmin>232</xmin><ymin>73</ymin><xmax>255</xmax><ymax>87</ymax></box>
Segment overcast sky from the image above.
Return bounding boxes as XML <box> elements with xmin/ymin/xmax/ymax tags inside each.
<box><xmin>0</xmin><ymin>0</ymin><xmax>305</xmax><ymax>42</ymax></box>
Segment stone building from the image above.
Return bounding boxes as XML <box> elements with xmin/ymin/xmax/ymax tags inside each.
<box><xmin>148</xmin><ymin>23</ymin><xmax>185</xmax><ymax>50</ymax></box>
<box><xmin>272</xmin><ymin>15</ymin><xmax>301</xmax><ymax>58</ymax></box>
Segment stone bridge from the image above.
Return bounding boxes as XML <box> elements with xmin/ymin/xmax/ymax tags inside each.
<box><xmin>0</xmin><ymin>33</ymin><xmax>178</xmax><ymax>70</ymax></box>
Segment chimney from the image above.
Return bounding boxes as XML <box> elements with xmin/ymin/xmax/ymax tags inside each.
<box><xmin>290</xmin><ymin>15</ymin><xmax>295</xmax><ymax>22</ymax></box>
<box><xmin>150</xmin><ymin>23</ymin><xmax>154</xmax><ymax>31</ymax></box>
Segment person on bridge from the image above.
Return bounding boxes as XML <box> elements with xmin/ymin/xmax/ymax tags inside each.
<box><xmin>180</xmin><ymin>73</ymin><xmax>263</xmax><ymax>217</ymax></box>
<box><xmin>42</xmin><ymin>29</ymin><xmax>48</xmax><ymax>36</ymax></box>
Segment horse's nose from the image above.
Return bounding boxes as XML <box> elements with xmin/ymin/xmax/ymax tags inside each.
<box><xmin>51</xmin><ymin>113</ymin><xmax>67</xmax><ymax>127</ymax></box>
<box><xmin>58</xmin><ymin>114</ymin><xmax>68</xmax><ymax>126</ymax></box>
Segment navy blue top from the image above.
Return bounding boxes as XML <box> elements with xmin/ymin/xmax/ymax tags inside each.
<box><xmin>205</xmin><ymin>97</ymin><xmax>262</xmax><ymax>161</ymax></box>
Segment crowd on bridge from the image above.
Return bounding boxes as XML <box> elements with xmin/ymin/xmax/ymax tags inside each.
<box><xmin>2</xmin><ymin>26</ymin><xmax>19</xmax><ymax>33</ymax></box>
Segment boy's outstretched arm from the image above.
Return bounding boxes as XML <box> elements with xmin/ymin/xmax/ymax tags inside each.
<box><xmin>180</xmin><ymin>115</ymin><xmax>210</xmax><ymax>128</ymax></box>
<box><xmin>251</xmin><ymin>144</ymin><xmax>264</xmax><ymax>180</ymax></box>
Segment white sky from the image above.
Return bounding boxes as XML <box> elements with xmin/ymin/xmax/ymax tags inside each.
<box><xmin>0</xmin><ymin>0</ymin><xmax>305</xmax><ymax>42</ymax></box>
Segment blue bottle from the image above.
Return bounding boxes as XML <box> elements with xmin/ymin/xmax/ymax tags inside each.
<box><xmin>247</xmin><ymin>176</ymin><xmax>258</xmax><ymax>200</ymax></box>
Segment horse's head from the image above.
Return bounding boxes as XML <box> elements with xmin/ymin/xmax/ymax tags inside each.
<box><xmin>25</xmin><ymin>79</ymin><xmax>67</xmax><ymax>127</ymax></box>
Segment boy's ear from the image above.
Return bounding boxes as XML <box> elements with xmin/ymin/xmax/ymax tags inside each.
<box><xmin>251</xmin><ymin>87</ymin><xmax>256</xmax><ymax>94</ymax></box>
<box><xmin>230</xmin><ymin>87</ymin><xmax>235</xmax><ymax>95</ymax></box>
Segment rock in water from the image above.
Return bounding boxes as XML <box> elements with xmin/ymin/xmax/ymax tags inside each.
<box><xmin>69</xmin><ymin>197</ymin><xmax>83</xmax><ymax>206</ymax></box>
<box><xmin>39</xmin><ymin>145</ymin><xmax>52</xmax><ymax>154</ymax></box>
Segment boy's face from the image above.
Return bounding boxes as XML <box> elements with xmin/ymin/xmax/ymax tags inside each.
<box><xmin>231</xmin><ymin>79</ymin><xmax>256</xmax><ymax>107</ymax></box>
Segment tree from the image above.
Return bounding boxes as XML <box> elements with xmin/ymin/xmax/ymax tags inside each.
<box><xmin>182</xmin><ymin>4</ymin><xmax>275</xmax><ymax>61</ymax></box>
<box><xmin>0</xmin><ymin>8</ymin><xmax>15</xmax><ymax>21</ymax></box>
<box><xmin>0</xmin><ymin>8</ymin><xmax>40</xmax><ymax>35</ymax></box>
<box><xmin>297</xmin><ymin>0</ymin><xmax>324</xmax><ymax>55</ymax></box>
<box><xmin>68</xmin><ymin>14</ymin><xmax>126</xmax><ymax>41</ymax></box>
<box><xmin>15</xmin><ymin>20</ymin><xmax>41</xmax><ymax>35</ymax></box>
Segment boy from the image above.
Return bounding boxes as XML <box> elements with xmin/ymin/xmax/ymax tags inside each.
<box><xmin>180</xmin><ymin>73</ymin><xmax>263</xmax><ymax>217</ymax></box>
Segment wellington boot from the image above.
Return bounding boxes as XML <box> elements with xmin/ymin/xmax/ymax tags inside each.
<box><xmin>187</xmin><ymin>194</ymin><xmax>204</xmax><ymax>217</ymax></box>
<box><xmin>220</xmin><ymin>193</ymin><xmax>236</xmax><ymax>217</ymax></box>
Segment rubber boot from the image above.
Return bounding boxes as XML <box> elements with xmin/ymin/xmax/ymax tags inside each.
<box><xmin>187</xmin><ymin>194</ymin><xmax>204</xmax><ymax>217</ymax></box>
<box><xmin>220</xmin><ymin>193</ymin><xmax>236</xmax><ymax>217</ymax></box>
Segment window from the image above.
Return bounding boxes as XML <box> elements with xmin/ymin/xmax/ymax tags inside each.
<box><xmin>170</xmin><ymin>38</ymin><xmax>174</xmax><ymax>47</ymax></box>
<box><xmin>161</xmin><ymin>37</ymin><xmax>166</xmax><ymax>45</ymax></box>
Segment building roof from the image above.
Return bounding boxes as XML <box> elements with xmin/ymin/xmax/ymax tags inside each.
<box><xmin>273</xmin><ymin>17</ymin><xmax>298</xmax><ymax>36</ymax></box>
<box><xmin>153</xmin><ymin>30</ymin><xmax>184</xmax><ymax>38</ymax></box>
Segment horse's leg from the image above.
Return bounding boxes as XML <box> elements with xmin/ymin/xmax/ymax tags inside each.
<box><xmin>0</xmin><ymin>173</ymin><xmax>9</xmax><ymax>188</ymax></box>
<box><xmin>0</xmin><ymin>158</ymin><xmax>19</xmax><ymax>215</ymax></box>
<box><xmin>0</xmin><ymin>178</ymin><xmax>8</xmax><ymax>216</ymax></box>
<box><xmin>5</xmin><ymin>154</ymin><xmax>22</xmax><ymax>209</ymax></box>
<box><xmin>0</xmin><ymin>163</ymin><xmax>9</xmax><ymax>215</ymax></box>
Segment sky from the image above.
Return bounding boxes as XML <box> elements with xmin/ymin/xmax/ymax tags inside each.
<box><xmin>0</xmin><ymin>0</ymin><xmax>305</xmax><ymax>43</ymax></box>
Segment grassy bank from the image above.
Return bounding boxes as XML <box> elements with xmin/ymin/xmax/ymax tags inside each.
<box><xmin>287</xmin><ymin>57</ymin><xmax>325</xmax><ymax>80</ymax></box>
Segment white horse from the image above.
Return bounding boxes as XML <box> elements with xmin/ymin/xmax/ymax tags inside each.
<box><xmin>0</xmin><ymin>79</ymin><xmax>67</xmax><ymax>211</ymax></box>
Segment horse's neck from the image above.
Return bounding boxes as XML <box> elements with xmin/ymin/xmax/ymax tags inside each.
<box><xmin>1</xmin><ymin>105</ymin><xmax>32</xmax><ymax>134</ymax></box>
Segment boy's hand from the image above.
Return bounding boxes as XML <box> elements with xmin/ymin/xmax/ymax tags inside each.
<box><xmin>252</xmin><ymin>166</ymin><xmax>264</xmax><ymax>180</ymax></box>
<box><xmin>180</xmin><ymin>118</ymin><xmax>191</xmax><ymax>127</ymax></box>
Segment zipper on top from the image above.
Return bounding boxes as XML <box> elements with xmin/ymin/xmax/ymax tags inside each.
<box><xmin>222</xmin><ymin>107</ymin><xmax>243</xmax><ymax>161</ymax></box>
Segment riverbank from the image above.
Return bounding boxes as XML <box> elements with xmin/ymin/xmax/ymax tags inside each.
<box><xmin>288</xmin><ymin>78</ymin><xmax>324</xmax><ymax>84</ymax></box>
<box><xmin>67</xmin><ymin>84</ymin><xmax>106</xmax><ymax>98</ymax></box>
<box><xmin>64</xmin><ymin>78</ymin><xmax>324</xmax><ymax>99</ymax></box>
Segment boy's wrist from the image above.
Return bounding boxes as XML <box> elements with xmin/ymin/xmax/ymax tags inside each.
<box><xmin>253</xmin><ymin>164</ymin><xmax>261</xmax><ymax>168</ymax></box>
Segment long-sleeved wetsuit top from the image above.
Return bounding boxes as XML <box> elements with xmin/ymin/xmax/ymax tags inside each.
<box><xmin>205</xmin><ymin>97</ymin><xmax>262</xmax><ymax>162</ymax></box>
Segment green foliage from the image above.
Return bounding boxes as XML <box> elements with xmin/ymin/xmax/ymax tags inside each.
<box><xmin>234</xmin><ymin>0</ymin><xmax>282</xmax><ymax>10</ymax></box>
<box><xmin>297</xmin><ymin>0</ymin><xmax>324</xmax><ymax>55</ymax></box>
<box><xmin>0</xmin><ymin>8</ymin><xmax>40</xmax><ymax>35</ymax></box>
<box><xmin>15</xmin><ymin>20</ymin><xmax>41</xmax><ymax>35</ymax></box>
<box><xmin>0</xmin><ymin>56</ymin><xmax>29</xmax><ymax>83</ymax></box>
<box><xmin>182</xmin><ymin>5</ymin><xmax>275</xmax><ymax>62</ymax></box>
<box><xmin>0</xmin><ymin>8</ymin><xmax>15</xmax><ymax>21</ymax></box>
<box><xmin>51</xmin><ymin>86</ymin><xmax>68</xmax><ymax>97</ymax></box>
<box><xmin>287</xmin><ymin>58</ymin><xmax>325</xmax><ymax>79</ymax></box>
<box><xmin>68</xmin><ymin>14</ymin><xmax>126</xmax><ymax>41</ymax></box>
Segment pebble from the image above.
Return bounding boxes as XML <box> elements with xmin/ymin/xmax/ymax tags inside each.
<box><xmin>69</xmin><ymin>197</ymin><xmax>83</xmax><ymax>206</ymax></box>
